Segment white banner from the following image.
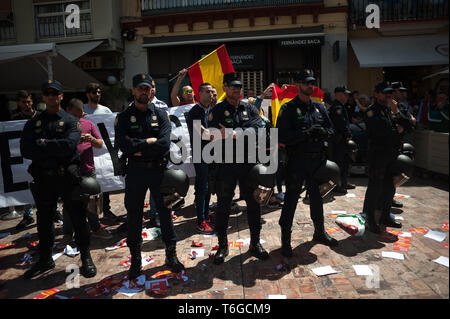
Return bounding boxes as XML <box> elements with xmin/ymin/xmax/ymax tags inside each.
<box><xmin>0</xmin><ymin>105</ymin><xmax>196</xmax><ymax>208</ymax></box>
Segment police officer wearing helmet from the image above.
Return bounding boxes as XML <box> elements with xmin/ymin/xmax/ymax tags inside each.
<box><xmin>362</xmin><ymin>82</ymin><xmax>406</xmax><ymax>233</ymax></box>
<box><xmin>115</xmin><ymin>73</ymin><xmax>184</xmax><ymax>279</ymax></box>
<box><xmin>208</xmin><ymin>72</ymin><xmax>269</xmax><ymax>264</ymax></box>
<box><xmin>329</xmin><ymin>85</ymin><xmax>356</xmax><ymax>194</ymax></box>
<box><xmin>277</xmin><ymin>69</ymin><xmax>338</xmax><ymax>258</ymax></box>
<box><xmin>20</xmin><ymin>80</ymin><xmax>97</xmax><ymax>279</ymax></box>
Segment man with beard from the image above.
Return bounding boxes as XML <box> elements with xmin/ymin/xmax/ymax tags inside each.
<box><xmin>277</xmin><ymin>69</ymin><xmax>338</xmax><ymax>258</ymax></box>
<box><xmin>115</xmin><ymin>74</ymin><xmax>184</xmax><ymax>279</ymax></box>
<box><xmin>83</xmin><ymin>83</ymin><xmax>118</xmax><ymax>221</ymax></box>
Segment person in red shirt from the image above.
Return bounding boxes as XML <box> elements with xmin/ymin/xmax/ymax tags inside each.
<box><xmin>63</xmin><ymin>98</ymin><xmax>111</xmax><ymax>243</ymax></box>
<box><xmin>170</xmin><ymin>68</ymin><xmax>197</xmax><ymax>106</ymax></box>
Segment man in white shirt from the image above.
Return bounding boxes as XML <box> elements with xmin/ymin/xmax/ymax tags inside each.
<box><xmin>84</xmin><ymin>83</ymin><xmax>113</xmax><ymax>115</ymax></box>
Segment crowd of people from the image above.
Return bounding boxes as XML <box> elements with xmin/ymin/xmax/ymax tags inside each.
<box><xmin>0</xmin><ymin>66</ymin><xmax>447</xmax><ymax>282</ymax></box>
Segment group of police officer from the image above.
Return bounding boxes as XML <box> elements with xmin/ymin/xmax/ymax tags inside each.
<box><xmin>20</xmin><ymin>69</ymin><xmax>414</xmax><ymax>281</ymax></box>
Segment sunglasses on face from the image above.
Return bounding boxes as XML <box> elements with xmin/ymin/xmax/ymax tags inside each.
<box><xmin>43</xmin><ymin>90</ymin><xmax>60</xmax><ymax>96</ymax></box>
<box><xmin>183</xmin><ymin>90</ymin><xmax>193</xmax><ymax>94</ymax></box>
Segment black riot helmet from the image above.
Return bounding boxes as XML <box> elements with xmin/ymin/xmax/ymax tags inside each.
<box><xmin>392</xmin><ymin>154</ymin><xmax>414</xmax><ymax>187</ymax></box>
<box><xmin>401</xmin><ymin>143</ymin><xmax>415</xmax><ymax>160</ymax></box>
<box><xmin>160</xmin><ymin>169</ymin><xmax>190</xmax><ymax>209</ymax></box>
<box><xmin>347</xmin><ymin>139</ymin><xmax>358</xmax><ymax>162</ymax></box>
<box><xmin>72</xmin><ymin>176</ymin><xmax>102</xmax><ymax>202</ymax></box>
<box><xmin>314</xmin><ymin>160</ymin><xmax>341</xmax><ymax>198</ymax></box>
<box><xmin>247</xmin><ymin>164</ymin><xmax>276</xmax><ymax>206</ymax></box>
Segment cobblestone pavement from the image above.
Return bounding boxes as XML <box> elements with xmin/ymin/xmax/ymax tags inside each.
<box><xmin>0</xmin><ymin>175</ymin><xmax>448</xmax><ymax>299</ymax></box>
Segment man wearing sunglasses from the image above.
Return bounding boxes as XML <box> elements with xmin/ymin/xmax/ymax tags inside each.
<box><xmin>171</xmin><ymin>68</ymin><xmax>196</xmax><ymax>106</ymax></box>
<box><xmin>20</xmin><ymin>80</ymin><xmax>97</xmax><ymax>279</ymax></box>
<box><xmin>277</xmin><ymin>69</ymin><xmax>338</xmax><ymax>258</ymax></box>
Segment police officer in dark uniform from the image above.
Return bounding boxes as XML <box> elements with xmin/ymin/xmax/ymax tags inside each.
<box><xmin>362</xmin><ymin>82</ymin><xmax>411</xmax><ymax>233</ymax></box>
<box><xmin>329</xmin><ymin>85</ymin><xmax>356</xmax><ymax>194</ymax></box>
<box><xmin>208</xmin><ymin>72</ymin><xmax>269</xmax><ymax>265</ymax></box>
<box><xmin>277</xmin><ymin>69</ymin><xmax>338</xmax><ymax>258</ymax></box>
<box><xmin>115</xmin><ymin>74</ymin><xmax>184</xmax><ymax>279</ymax></box>
<box><xmin>21</xmin><ymin>80</ymin><xmax>96</xmax><ymax>279</ymax></box>
<box><xmin>389</xmin><ymin>81</ymin><xmax>416</xmax><ymax>209</ymax></box>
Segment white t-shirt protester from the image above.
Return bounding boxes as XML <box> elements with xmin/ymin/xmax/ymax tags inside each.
<box><xmin>83</xmin><ymin>104</ymin><xmax>113</xmax><ymax>115</ymax></box>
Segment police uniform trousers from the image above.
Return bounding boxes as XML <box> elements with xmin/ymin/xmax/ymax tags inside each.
<box><xmin>331</xmin><ymin>140</ymin><xmax>349</xmax><ymax>188</ymax></box>
<box><xmin>124</xmin><ymin>165</ymin><xmax>177</xmax><ymax>248</ymax></box>
<box><xmin>279</xmin><ymin>156</ymin><xmax>324</xmax><ymax>231</ymax></box>
<box><xmin>362</xmin><ymin>147</ymin><xmax>397</xmax><ymax>223</ymax></box>
<box><xmin>32</xmin><ymin>173</ymin><xmax>90</xmax><ymax>258</ymax></box>
<box><xmin>214</xmin><ymin>163</ymin><xmax>261</xmax><ymax>241</ymax></box>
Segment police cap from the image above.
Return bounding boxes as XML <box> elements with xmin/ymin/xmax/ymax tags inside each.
<box><xmin>133</xmin><ymin>73</ymin><xmax>153</xmax><ymax>88</ymax></box>
<box><xmin>293</xmin><ymin>69</ymin><xmax>316</xmax><ymax>84</ymax></box>
<box><xmin>391</xmin><ymin>81</ymin><xmax>407</xmax><ymax>91</ymax></box>
<box><xmin>375</xmin><ymin>81</ymin><xmax>394</xmax><ymax>94</ymax></box>
<box><xmin>334</xmin><ymin>85</ymin><xmax>351</xmax><ymax>94</ymax></box>
<box><xmin>42</xmin><ymin>79</ymin><xmax>63</xmax><ymax>92</ymax></box>
<box><xmin>223</xmin><ymin>72</ymin><xmax>242</xmax><ymax>87</ymax></box>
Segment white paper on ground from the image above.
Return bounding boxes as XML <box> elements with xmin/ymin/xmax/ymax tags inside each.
<box><xmin>190</xmin><ymin>248</ymin><xmax>205</xmax><ymax>257</ymax></box>
<box><xmin>382</xmin><ymin>251</ymin><xmax>404</xmax><ymax>260</ymax></box>
<box><xmin>432</xmin><ymin>256</ymin><xmax>449</xmax><ymax>268</ymax></box>
<box><xmin>395</xmin><ymin>193</ymin><xmax>410</xmax><ymax>198</ymax></box>
<box><xmin>424</xmin><ymin>230</ymin><xmax>447</xmax><ymax>242</ymax></box>
<box><xmin>399</xmin><ymin>231</ymin><xmax>412</xmax><ymax>238</ymax></box>
<box><xmin>236</xmin><ymin>238</ymin><xmax>266</xmax><ymax>246</ymax></box>
<box><xmin>52</xmin><ymin>252</ymin><xmax>62</xmax><ymax>261</ymax></box>
<box><xmin>352</xmin><ymin>265</ymin><xmax>373</xmax><ymax>276</ymax></box>
<box><xmin>312</xmin><ymin>266</ymin><xmax>340</xmax><ymax>276</ymax></box>
<box><xmin>345</xmin><ymin>193</ymin><xmax>356</xmax><ymax>198</ymax></box>
<box><xmin>117</xmin><ymin>275</ymin><xmax>146</xmax><ymax>297</ymax></box>
<box><xmin>64</xmin><ymin>245</ymin><xmax>79</xmax><ymax>257</ymax></box>
<box><xmin>141</xmin><ymin>255</ymin><xmax>154</xmax><ymax>267</ymax></box>
<box><xmin>268</xmin><ymin>295</ymin><xmax>287</xmax><ymax>299</ymax></box>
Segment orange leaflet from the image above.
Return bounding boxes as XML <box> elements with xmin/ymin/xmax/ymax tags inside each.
<box><xmin>33</xmin><ymin>288</ymin><xmax>61</xmax><ymax>299</ymax></box>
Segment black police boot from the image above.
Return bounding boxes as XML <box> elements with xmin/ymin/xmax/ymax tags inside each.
<box><xmin>313</xmin><ymin>224</ymin><xmax>338</xmax><ymax>247</ymax></box>
<box><xmin>333</xmin><ymin>186</ymin><xmax>347</xmax><ymax>195</ymax></box>
<box><xmin>80</xmin><ymin>248</ymin><xmax>97</xmax><ymax>278</ymax></box>
<box><xmin>23</xmin><ymin>254</ymin><xmax>55</xmax><ymax>280</ymax></box>
<box><xmin>281</xmin><ymin>229</ymin><xmax>293</xmax><ymax>258</ymax></box>
<box><xmin>345</xmin><ymin>183</ymin><xmax>356</xmax><ymax>190</ymax></box>
<box><xmin>165</xmin><ymin>242</ymin><xmax>185</xmax><ymax>273</ymax></box>
<box><xmin>380</xmin><ymin>215</ymin><xmax>402</xmax><ymax>228</ymax></box>
<box><xmin>213</xmin><ymin>235</ymin><xmax>229</xmax><ymax>265</ymax></box>
<box><xmin>249</xmin><ymin>235</ymin><xmax>269</xmax><ymax>260</ymax></box>
<box><xmin>392</xmin><ymin>199</ymin><xmax>403</xmax><ymax>208</ymax></box>
<box><xmin>128</xmin><ymin>246</ymin><xmax>142</xmax><ymax>280</ymax></box>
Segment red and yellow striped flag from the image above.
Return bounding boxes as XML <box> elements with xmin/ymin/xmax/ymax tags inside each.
<box><xmin>271</xmin><ymin>84</ymin><xmax>324</xmax><ymax>127</ymax></box>
<box><xmin>188</xmin><ymin>45</ymin><xmax>234</xmax><ymax>102</ymax></box>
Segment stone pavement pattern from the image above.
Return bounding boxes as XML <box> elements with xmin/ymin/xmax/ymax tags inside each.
<box><xmin>0</xmin><ymin>175</ymin><xmax>448</xmax><ymax>299</ymax></box>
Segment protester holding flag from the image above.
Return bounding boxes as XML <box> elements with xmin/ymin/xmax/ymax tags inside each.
<box><xmin>171</xmin><ymin>69</ymin><xmax>196</xmax><ymax>106</ymax></box>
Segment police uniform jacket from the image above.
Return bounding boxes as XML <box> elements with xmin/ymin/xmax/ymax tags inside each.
<box><xmin>20</xmin><ymin>109</ymin><xmax>81</xmax><ymax>169</ymax></box>
<box><xmin>277</xmin><ymin>96</ymin><xmax>334</xmax><ymax>154</ymax></box>
<box><xmin>329</xmin><ymin>99</ymin><xmax>351</xmax><ymax>143</ymax></box>
<box><xmin>366</xmin><ymin>102</ymin><xmax>404</xmax><ymax>151</ymax></box>
<box><xmin>115</xmin><ymin>101</ymin><xmax>171</xmax><ymax>162</ymax></box>
<box><xmin>208</xmin><ymin>99</ymin><xmax>263</xmax><ymax>163</ymax></box>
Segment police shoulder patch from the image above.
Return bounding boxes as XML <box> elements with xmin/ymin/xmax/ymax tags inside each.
<box><xmin>208</xmin><ymin>113</ymin><xmax>213</xmax><ymax>121</ymax></box>
<box><xmin>336</xmin><ymin>108</ymin><xmax>342</xmax><ymax>115</ymax></box>
<box><xmin>367</xmin><ymin>110</ymin><xmax>374</xmax><ymax>118</ymax></box>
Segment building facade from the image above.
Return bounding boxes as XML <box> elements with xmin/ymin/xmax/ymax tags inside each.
<box><xmin>121</xmin><ymin>0</ymin><xmax>349</xmax><ymax>105</ymax></box>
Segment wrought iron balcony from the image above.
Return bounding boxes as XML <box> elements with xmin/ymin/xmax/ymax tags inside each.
<box><xmin>142</xmin><ymin>0</ymin><xmax>323</xmax><ymax>16</ymax></box>
<box><xmin>349</xmin><ymin>0</ymin><xmax>449</xmax><ymax>25</ymax></box>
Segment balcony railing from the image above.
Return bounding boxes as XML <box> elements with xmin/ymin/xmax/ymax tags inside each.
<box><xmin>0</xmin><ymin>20</ymin><xmax>15</xmax><ymax>43</ymax></box>
<box><xmin>142</xmin><ymin>0</ymin><xmax>323</xmax><ymax>16</ymax></box>
<box><xmin>349</xmin><ymin>0</ymin><xmax>449</xmax><ymax>25</ymax></box>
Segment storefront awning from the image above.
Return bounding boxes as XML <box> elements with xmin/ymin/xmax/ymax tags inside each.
<box><xmin>56</xmin><ymin>40</ymin><xmax>104</xmax><ymax>61</ymax></box>
<box><xmin>0</xmin><ymin>43</ymin><xmax>97</xmax><ymax>94</ymax></box>
<box><xmin>350</xmin><ymin>34</ymin><xmax>449</xmax><ymax>68</ymax></box>
<box><xmin>143</xmin><ymin>25</ymin><xmax>324</xmax><ymax>47</ymax></box>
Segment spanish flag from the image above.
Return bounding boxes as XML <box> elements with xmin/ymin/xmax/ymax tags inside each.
<box><xmin>188</xmin><ymin>45</ymin><xmax>235</xmax><ymax>102</ymax></box>
<box><xmin>271</xmin><ymin>84</ymin><xmax>324</xmax><ymax>127</ymax></box>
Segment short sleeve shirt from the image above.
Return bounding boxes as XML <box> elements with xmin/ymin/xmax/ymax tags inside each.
<box><xmin>78</xmin><ymin>117</ymin><xmax>101</xmax><ymax>174</ymax></box>
<box><xmin>83</xmin><ymin>104</ymin><xmax>112</xmax><ymax>115</ymax></box>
